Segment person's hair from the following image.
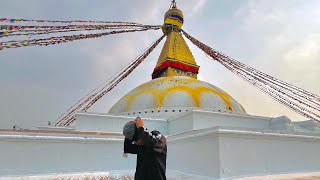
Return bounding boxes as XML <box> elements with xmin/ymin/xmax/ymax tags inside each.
<box><xmin>132</xmin><ymin>116</ymin><xmax>142</xmax><ymax>141</ymax></box>
<box><xmin>132</xmin><ymin>126</ymin><xmax>139</xmax><ymax>141</ymax></box>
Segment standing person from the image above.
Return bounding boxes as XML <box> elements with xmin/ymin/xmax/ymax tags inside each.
<box><xmin>123</xmin><ymin>117</ymin><xmax>167</xmax><ymax>180</ymax></box>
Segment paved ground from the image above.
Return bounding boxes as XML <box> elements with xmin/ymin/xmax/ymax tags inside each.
<box><xmin>1</xmin><ymin>171</ymin><xmax>320</xmax><ymax>180</ymax></box>
<box><xmin>237</xmin><ymin>172</ymin><xmax>320</xmax><ymax>180</ymax></box>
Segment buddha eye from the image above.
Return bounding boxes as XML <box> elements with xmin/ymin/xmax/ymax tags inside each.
<box><xmin>175</xmin><ymin>69</ymin><xmax>181</xmax><ymax>74</ymax></box>
<box><xmin>186</xmin><ymin>72</ymin><xmax>192</xmax><ymax>76</ymax></box>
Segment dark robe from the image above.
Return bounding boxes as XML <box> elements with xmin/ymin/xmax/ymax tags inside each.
<box><xmin>124</xmin><ymin>127</ymin><xmax>167</xmax><ymax>180</ymax></box>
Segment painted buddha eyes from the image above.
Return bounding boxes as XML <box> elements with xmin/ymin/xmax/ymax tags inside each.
<box><xmin>186</xmin><ymin>72</ymin><xmax>192</xmax><ymax>76</ymax></box>
<box><xmin>174</xmin><ymin>68</ymin><xmax>192</xmax><ymax>76</ymax></box>
<box><xmin>175</xmin><ymin>69</ymin><xmax>182</xmax><ymax>74</ymax></box>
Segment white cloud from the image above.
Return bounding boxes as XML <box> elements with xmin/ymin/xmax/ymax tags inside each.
<box><xmin>190</xmin><ymin>0</ymin><xmax>207</xmax><ymax>17</ymax></box>
<box><xmin>283</xmin><ymin>34</ymin><xmax>320</xmax><ymax>65</ymax></box>
<box><xmin>224</xmin><ymin>0</ymin><xmax>320</xmax><ymax>120</ymax></box>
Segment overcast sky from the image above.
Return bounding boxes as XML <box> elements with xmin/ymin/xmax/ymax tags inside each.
<box><xmin>0</xmin><ymin>0</ymin><xmax>319</xmax><ymax>129</ymax></box>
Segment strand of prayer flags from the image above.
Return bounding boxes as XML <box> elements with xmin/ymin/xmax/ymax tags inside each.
<box><xmin>0</xmin><ymin>27</ymin><xmax>149</xmax><ymax>38</ymax></box>
<box><xmin>0</xmin><ymin>24</ymin><xmax>160</xmax><ymax>32</ymax></box>
<box><xmin>0</xmin><ymin>28</ymin><xmax>159</xmax><ymax>50</ymax></box>
<box><xmin>56</xmin><ymin>34</ymin><xmax>165</xmax><ymax>126</ymax></box>
<box><xmin>0</xmin><ymin>18</ymin><xmax>142</xmax><ymax>25</ymax></box>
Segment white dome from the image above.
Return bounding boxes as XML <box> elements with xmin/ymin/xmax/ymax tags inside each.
<box><xmin>108</xmin><ymin>76</ymin><xmax>246</xmax><ymax>115</ymax></box>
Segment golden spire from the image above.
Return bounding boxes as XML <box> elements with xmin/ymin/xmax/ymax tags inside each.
<box><xmin>152</xmin><ymin>1</ymin><xmax>200</xmax><ymax>79</ymax></box>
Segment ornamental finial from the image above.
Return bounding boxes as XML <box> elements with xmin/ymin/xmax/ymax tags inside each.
<box><xmin>170</xmin><ymin>0</ymin><xmax>177</xmax><ymax>9</ymax></box>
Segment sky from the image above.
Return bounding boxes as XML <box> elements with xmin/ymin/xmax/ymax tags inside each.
<box><xmin>0</xmin><ymin>0</ymin><xmax>319</xmax><ymax>129</ymax></box>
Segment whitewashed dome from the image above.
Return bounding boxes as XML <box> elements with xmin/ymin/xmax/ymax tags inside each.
<box><xmin>108</xmin><ymin>76</ymin><xmax>246</xmax><ymax>116</ymax></box>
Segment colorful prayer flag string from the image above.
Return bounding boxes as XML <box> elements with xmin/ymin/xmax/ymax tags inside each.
<box><xmin>0</xmin><ymin>18</ymin><xmax>161</xmax><ymax>51</ymax></box>
<box><xmin>0</xmin><ymin>24</ymin><xmax>161</xmax><ymax>38</ymax></box>
<box><xmin>0</xmin><ymin>26</ymin><xmax>152</xmax><ymax>38</ymax></box>
<box><xmin>0</xmin><ymin>27</ymin><xmax>160</xmax><ymax>50</ymax></box>
<box><xmin>0</xmin><ymin>18</ymin><xmax>142</xmax><ymax>25</ymax></box>
<box><xmin>0</xmin><ymin>24</ymin><xmax>160</xmax><ymax>32</ymax></box>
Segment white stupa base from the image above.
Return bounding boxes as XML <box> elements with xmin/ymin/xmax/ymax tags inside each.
<box><xmin>1</xmin><ymin>110</ymin><xmax>320</xmax><ymax>179</ymax></box>
<box><xmin>168</xmin><ymin>127</ymin><xmax>320</xmax><ymax>178</ymax></box>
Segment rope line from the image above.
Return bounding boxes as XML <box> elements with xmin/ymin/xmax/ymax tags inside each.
<box><xmin>0</xmin><ymin>18</ymin><xmax>142</xmax><ymax>24</ymax></box>
<box><xmin>182</xmin><ymin>29</ymin><xmax>320</xmax><ymax>123</ymax></box>
<box><xmin>0</xmin><ymin>28</ymin><xmax>160</xmax><ymax>50</ymax></box>
<box><xmin>55</xmin><ymin>34</ymin><xmax>165</xmax><ymax>126</ymax></box>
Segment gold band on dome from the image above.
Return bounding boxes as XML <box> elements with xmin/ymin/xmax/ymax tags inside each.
<box><xmin>108</xmin><ymin>76</ymin><xmax>248</xmax><ymax>115</ymax></box>
<box><xmin>108</xmin><ymin>77</ymin><xmax>234</xmax><ymax>113</ymax></box>
<box><xmin>123</xmin><ymin>85</ymin><xmax>232</xmax><ymax>112</ymax></box>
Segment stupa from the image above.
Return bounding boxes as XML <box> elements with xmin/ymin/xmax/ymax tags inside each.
<box><xmin>109</xmin><ymin>2</ymin><xmax>245</xmax><ymax>118</ymax></box>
